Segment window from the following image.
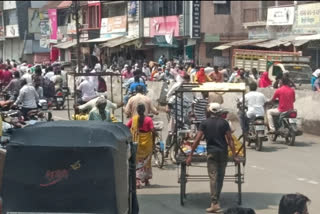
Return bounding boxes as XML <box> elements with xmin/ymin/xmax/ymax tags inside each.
<box><xmin>101</xmin><ymin>3</ymin><xmax>126</xmax><ymax>18</ymax></box>
<box><xmin>57</xmin><ymin>9</ymin><xmax>68</xmax><ymax>26</ymax></box>
<box><xmin>214</xmin><ymin>1</ymin><xmax>231</xmax><ymax>15</ymax></box>
<box><xmin>143</xmin><ymin>1</ymin><xmax>183</xmax><ymax>18</ymax></box>
<box><xmin>4</xmin><ymin>9</ymin><xmax>18</xmax><ymax>25</ymax></box>
<box><xmin>88</xmin><ymin>4</ymin><xmax>101</xmax><ymax>29</ymax></box>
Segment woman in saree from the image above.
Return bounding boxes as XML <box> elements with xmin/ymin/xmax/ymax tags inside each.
<box><xmin>126</xmin><ymin>103</ymin><xmax>155</xmax><ymax>188</ymax></box>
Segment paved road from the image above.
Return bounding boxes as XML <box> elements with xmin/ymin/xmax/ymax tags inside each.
<box><xmin>52</xmin><ymin>107</ymin><xmax>319</xmax><ymax>214</ymax></box>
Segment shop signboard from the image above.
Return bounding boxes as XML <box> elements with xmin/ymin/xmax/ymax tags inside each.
<box><xmin>5</xmin><ymin>24</ymin><xmax>19</xmax><ymax>38</ymax></box>
<box><xmin>4</xmin><ymin>1</ymin><xmax>16</xmax><ymax>10</ymax></box>
<box><xmin>0</xmin><ymin>12</ymin><xmax>4</xmax><ymax>40</ymax></box>
<box><xmin>100</xmin><ymin>16</ymin><xmax>127</xmax><ymax>35</ymax></box>
<box><xmin>293</xmin><ymin>2</ymin><xmax>320</xmax><ymax>34</ymax></box>
<box><xmin>28</xmin><ymin>8</ymin><xmax>41</xmax><ymax>33</ymax></box>
<box><xmin>34</xmin><ymin>53</ymin><xmax>50</xmax><ymax>64</ymax></box>
<box><xmin>191</xmin><ymin>0</ymin><xmax>201</xmax><ymax>38</ymax></box>
<box><xmin>149</xmin><ymin>16</ymin><xmax>180</xmax><ymax>37</ymax></box>
<box><xmin>143</xmin><ymin>18</ymin><xmax>150</xmax><ymax>37</ymax></box>
<box><xmin>267</xmin><ymin>6</ymin><xmax>295</xmax><ymax>26</ymax></box>
<box><xmin>48</xmin><ymin>9</ymin><xmax>57</xmax><ymax>42</ymax></box>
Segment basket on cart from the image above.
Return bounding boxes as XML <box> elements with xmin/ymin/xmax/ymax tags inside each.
<box><xmin>173</xmin><ymin>82</ymin><xmax>247</xmax><ymax>206</ymax></box>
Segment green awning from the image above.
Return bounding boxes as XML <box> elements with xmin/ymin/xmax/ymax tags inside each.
<box><xmin>152</xmin><ymin>36</ymin><xmax>178</xmax><ymax>48</ymax></box>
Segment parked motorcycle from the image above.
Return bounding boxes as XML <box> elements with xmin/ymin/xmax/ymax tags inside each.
<box><xmin>236</xmin><ymin>98</ymin><xmax>268</xmax><ymax>151</ymax></box>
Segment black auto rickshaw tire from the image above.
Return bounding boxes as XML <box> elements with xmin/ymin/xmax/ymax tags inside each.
<box><xmin>255</xmin><ymin>137</ymin><xmax>263</xmax><ymax>151</ymax></box>
<box><xmin>286</xmin><ymin>131</ymin><xmax>296</xmax><ymax>146</ymax></box>
<box><xmin>237</xmin><ymin>163</ymin><xmax>242</xmax><ymax>205</ymax></box>
<box><xmin>180</xmin><ymin>162</ymin><xmax>187</xmax><ymax>206</ymax></box>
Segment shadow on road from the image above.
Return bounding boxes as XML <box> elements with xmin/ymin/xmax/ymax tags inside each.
<box><xmin>138</xmin><ymin>192</ymin><xmax>284</xmax><ymax>213</ymax></box>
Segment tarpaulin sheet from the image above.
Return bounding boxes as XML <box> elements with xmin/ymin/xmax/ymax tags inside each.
<box><xmin>2</xmin><ymin>121</ymin><xmax>132</xmax><ymax>214</ymax></box>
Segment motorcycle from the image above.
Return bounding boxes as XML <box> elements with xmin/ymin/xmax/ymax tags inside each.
<box><xmin>267</xmin><ymin>103</ymin><xmax>303</xmax><ymax>146</ymax></box>
<box><xmin>236</xmin><ymin>98</ymin><xmax>268</xmax><ymax>151</ymax></box>
<box><xmin>53</xmin><ymin>88</ymin><xmax>65</xmax><ymax>110</ymax></box>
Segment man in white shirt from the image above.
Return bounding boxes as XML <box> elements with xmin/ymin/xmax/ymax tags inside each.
<box><xmin>44</xmin><ymin>66</ymin><xmax>55</xmax><ymax>80</ymax></box>
<box><xmin>228</xmin><ymin>67</ymin><xmax>239</xmax><ymax>83</ymax></box>
<box><xmin>238</xmin><ymin>81</ymin><xmax>267</xmax><ymax>134</ymax></box>
<box><xmin>21</xmin><ymin>69</ymin><xmax>33</xmax><ymax>86</ymax></box>
<box><xmin>77</xmin><ymin>78</ymin><xmax>98</xmax><ymax>104</ymax></box>
<box><xmin>14</xmin><ymin>78</ymin><xmax>39</xmax><ymax>118</ymax></box>
<box><xmin>142</xmin><ymin>62</ymin><xmax>151</xmax><ymax>80</ymax></box>
<box><xmin>204</xmin><ymin>63</ymin><xmax>214</xmax><ymax>75</ymax></box>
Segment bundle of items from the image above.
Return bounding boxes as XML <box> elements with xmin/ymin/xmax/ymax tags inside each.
<box><xmin>228</xmin><ymin>135</ymin><xmax>244</xmax><ymax>157</ymax></box>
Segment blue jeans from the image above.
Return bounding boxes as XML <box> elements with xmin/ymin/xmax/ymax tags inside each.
<box><xmin>311</xmin><ymin>76</ymin><xmax>317</xmax><ymax>89</ymax></box>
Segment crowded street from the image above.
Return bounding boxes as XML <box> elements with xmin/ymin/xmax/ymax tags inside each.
<box><xmin>52</xmin><ymin>109</ymin><xmax>320</xmax><ymax>214</ymax></box>
<box><xmin>1</xmin><ymin>1</ymin><xmax>320</xmax><ymax>214</ymax></box>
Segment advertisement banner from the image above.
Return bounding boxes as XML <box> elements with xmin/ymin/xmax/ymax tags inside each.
<box><xmin>100</xmin><ymin>16</ymin><xmax>127</xmax><ymax>35</ymax></box>
<box><xmin>0</xmin><ymin>12</ymin><xmax>4</xmax><ymax>40</ymax></box>
<box><xmin>40</xmin><ymin>36</ymin><xmax>49</xmax><ymax>49</ymax></box>
<box><xmin>67</xmin><ymin>23</ymin><xmax>76</xmax><ymax>35</ymax></box>
<box><xmin>28</xmin><ymin>8</ymin><xmax>41</xmax><ymax>33</ymax></box>
<box><xmin>149</xmin><ymin>16</ymin><xmax>180</xmax><ymax>37</ymax></box>
<box><xmin>191</xmin><ymin>1</ymin><xmax>201</xmax><ymax>38</ymax></box>
<box><xmin>6</xmin><ymin>25</ymin><xmax>19</xmax><ymax>38</ymax></box>
<box><xmin>267</xmin><ymin>6</ymin><xmax>295</xmax><ymax>26</ymax></box>
<box><xmin>293</xmin><ymin>3</ymin><xmax>320</xmax><ymax>34</ymax></box>
<box><xmin>0</xmin><ymin>26</ymin><xmax>5</xmax><ymax>40</ymax></box>
<box><xmin>40</xmin><ymin>20</ymin><xmax>50</xmax><ymax>36</ymax></box>
<box><xmin>48</xmin><ymin>9</ymin><xmax>57</xmax><ymax>41</ymax></box>
<box><xmin>4</xmin><ymin>1</ymin><xmax>16</xmax><ymax>10</ymax></box>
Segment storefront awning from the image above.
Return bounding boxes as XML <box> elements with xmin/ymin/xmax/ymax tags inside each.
<box><xmin>213</xmin><ymin>39</ymin><xmax>269</xmax><ymax>50</ymax></box>
<box><xmin>82</xmin><ymin>36</ymin><xmax>123</xmax><ymax>44</ymax></box>
<box><xmin>152</xmin><ymin>35</ymin><xmax>179</xmax><ymax>48</ymax></box>
<box><xmin>100</xmin><ymin>36</ymin><xmax>139</xmax><ymax>48</ymax></box>
<box><xmin>53</xmin><ymin>39</ymin><xmax>88</xmax><ymax>49</ymax></box>
<box><xmin>295</xmin><ymin>34</ymin><xmax>320</xmax><ymax>41</ymax></box>
<box><xmin>213</xmin><ymin>45</ymin><xmax>231</xmax><ymax>50</ymax></box>
<box><xmin>57</xmin><ymin>1</ymin><xmax>72</xmax><ymax>9</ymax></box>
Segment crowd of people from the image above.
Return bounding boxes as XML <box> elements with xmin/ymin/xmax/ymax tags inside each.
<box><xmin>0</xmin><ymin>56</ymin><xmax>312</xmax><ymax>213</ymax></box>
<box><xmin>0</xmin><ymin>59</ymin><xmax>67</xmax><ymax>119</ymax></box>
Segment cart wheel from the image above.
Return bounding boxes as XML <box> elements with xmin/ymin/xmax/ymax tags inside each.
<box><xmin>237</xmin><ymin>163</ymin><xmax>242</xmax><ymax>205</ymax></box>
<box><xmin>180</xmin><ymin>162</ymin><xmax>187</xmax><ymax>206</ymax></box>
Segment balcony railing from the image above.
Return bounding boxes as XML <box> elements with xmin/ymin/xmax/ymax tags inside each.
<box><xmin>243</xmin><ymin>8</ymin><xmax>268</xmax><ymax>23</ymax></box>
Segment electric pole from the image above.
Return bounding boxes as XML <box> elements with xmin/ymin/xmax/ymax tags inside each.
<box><xmin>71</xmin><ymin>1</ymin><xmax>82</xmax><ymax>73</ymax></box>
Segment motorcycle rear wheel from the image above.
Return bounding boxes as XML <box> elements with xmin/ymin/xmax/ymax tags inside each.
<box><xmin>286</xmin><ymin>132</ymin><xmax>296</xmax><ymax>146</ymax></box>
<box><xmin>255</xmin><ymin>137</ymin><xmax>263</xmax><ymax>151</ymax></box>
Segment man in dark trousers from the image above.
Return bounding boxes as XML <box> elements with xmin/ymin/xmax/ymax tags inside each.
<box><xmin>186</xmin><ymin>103</ymin><xmax>240</xmax><ymax>213</ymax></box>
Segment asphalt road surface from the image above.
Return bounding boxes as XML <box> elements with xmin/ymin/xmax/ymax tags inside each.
<box><xmin>52</xmin><ymin>107</ymin><xmax>319</xmax><ymax>214</ymax></box>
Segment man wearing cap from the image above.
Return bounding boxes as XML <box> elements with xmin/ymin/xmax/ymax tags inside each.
<box><xmin>186</xmin><ymin>103</ymin><xmax>239</xmax><ymax>213</ymax></box>
<box><xmin>75</xmin><ymin>92</ymin><xmax>122</xmax><ymax>114</ymax></box>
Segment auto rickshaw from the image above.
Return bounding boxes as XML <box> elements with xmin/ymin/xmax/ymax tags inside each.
<box><xmin>1</xmin><ymin>121</ymin><xmax>138</xmax><ymax>214</ymax></box>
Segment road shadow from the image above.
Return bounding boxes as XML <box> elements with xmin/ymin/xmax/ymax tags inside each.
<box><xmin>270</xmin><ymin>139</ymin><xmax>315</xmax><ymax>148</ymax></box>
<box><xmin>257</xmin><ymin>145</ymin><xmax>287</xmax><ymax>153</ymax></box>
<box><xmin>138</xmin><ymin>192</ymin><xmax>284</xmax><ymax>213</ymax></box>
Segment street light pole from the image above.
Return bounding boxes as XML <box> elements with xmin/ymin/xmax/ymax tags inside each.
<box><xmin>72</xmin><ymin>1</ymin><xmax>82</xmax><ymax>73</ymax></box>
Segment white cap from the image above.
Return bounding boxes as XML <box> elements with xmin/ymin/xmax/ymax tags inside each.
<box><xmin>208</xmin><ymin>102</ymin><xmax>222</xmax><ymax>113</ymax></box>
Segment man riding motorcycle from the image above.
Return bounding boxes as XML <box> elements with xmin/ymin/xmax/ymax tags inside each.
<box><xmin>267</xmin><ymin>76</ymin><xmax>295</xmax><ymax>133</ymax></box>
<box><xmin>238</xmin><ymin>81</ymin><xmax>267</xmax><ymax>145</ymax></box>
<box><xmin>13</xmin><ymin>78</ymin><xmax>39</xmax><ymax>119</ymax></box>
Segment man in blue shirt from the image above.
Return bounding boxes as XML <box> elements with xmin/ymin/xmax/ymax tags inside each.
<box><xmin>129</xmin><ymin>75</ymin><xmax>147</xmax><ymax>94</ymax></box>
